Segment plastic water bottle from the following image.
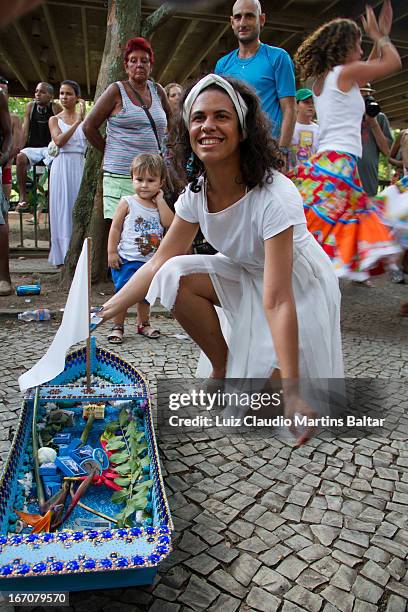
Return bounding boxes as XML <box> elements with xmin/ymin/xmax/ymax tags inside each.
<box><xmin>16</xmin><ymin>284</ymin><xmax>41</xmax><ymax>296</ymax></box>
<box><xmin>18</xmin><ymin>308</ymin><xmax>51</xmax><ymax>322</ymax></box>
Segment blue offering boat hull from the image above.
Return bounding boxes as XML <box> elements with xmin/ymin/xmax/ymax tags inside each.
<box><xmin>0</xmin><ymin>339</ymin><xmax>173</xmax><ymax>591</ymax></box>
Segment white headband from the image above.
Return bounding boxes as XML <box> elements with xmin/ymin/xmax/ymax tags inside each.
<box><xmin>183</xmin><ymin>74</ymin><xmax>248</xmax><ymax>138</ymax></box>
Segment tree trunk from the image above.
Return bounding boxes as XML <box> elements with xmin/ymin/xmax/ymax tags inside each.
<box><xmin>61</xmin><ymin>1</ymin><xmax>175</xmax><ymax>286</ymax></box>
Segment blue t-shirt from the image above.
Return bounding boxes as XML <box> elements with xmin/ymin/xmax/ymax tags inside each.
<box><xmin>214</xmin><ymin>43</ymin><xmax>295</xmax><ymax>137</ymax></box>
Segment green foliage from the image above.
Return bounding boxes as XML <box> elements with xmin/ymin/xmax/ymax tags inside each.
<box><xmin>7</xmin><ymin>97</ymin><xmax>30</xmax><ymax>120</ymax></box>
<box><xmin>103</xmin><ymin>408</ymin><xmax>151</xmax><ymax>527</ymax></box>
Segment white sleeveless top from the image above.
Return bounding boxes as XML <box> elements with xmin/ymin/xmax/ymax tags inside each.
<box><xmin>117</xmin><ymin>195</ymin><xmax>163</xmax><ymax>262</ymax></box>
<box><xmin>314</xmin><ymin>65</ymin><xmax>365</xmax><ymax>158</ymax></box>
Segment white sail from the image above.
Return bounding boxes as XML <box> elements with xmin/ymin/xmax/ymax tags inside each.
<box><xmin>19</xmin><ymin>240</ymin><xmax>90</xmax><ymax>392</ymax></box>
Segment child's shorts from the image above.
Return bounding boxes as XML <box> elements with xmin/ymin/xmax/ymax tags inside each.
<box><xmin>111</xmin><ymin>259</ymin><xmax>148</xmax><ymax>302</ymax></box>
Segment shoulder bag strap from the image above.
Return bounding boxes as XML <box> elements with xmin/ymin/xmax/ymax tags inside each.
<box><xmin>127</xmin><ymin>80</ymin><xmax>162</xmax><ymax>154</ymax></box>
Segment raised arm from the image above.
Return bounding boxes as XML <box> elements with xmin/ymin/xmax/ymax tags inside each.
<box><xmin>101</xmin><ymin>215</ymin><xmax>198</xmax><ymax>321</ymax></box>
<box><xmin>339</xmin><ymin>2</ymin><xmax>401</xmax><ymax>90</ymax></box>
<box><xmin>82</xmin><ymin>84</ymin><xmax>118</xmax><ymax>152</ymax></box>
<box><xmin>153</xmin><ymin>189</ymin><xmax>175</xmax><ymax>228</ymax></box>
<box><xmin>49</xmin><ymin>115</ymin><xmax>80</xmax><ymax>148</ymax></box>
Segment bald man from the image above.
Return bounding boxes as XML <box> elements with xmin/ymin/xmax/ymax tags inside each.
<box><xmin>215</xmin><ymin>0</ymin><xmax>296</xmax><ymax>158</ymax></box>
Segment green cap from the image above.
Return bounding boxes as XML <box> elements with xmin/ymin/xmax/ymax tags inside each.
<box><xmin>296</xmin><ymin>88</ymin><xmax>313</xmax><ymax>102</ymax></box>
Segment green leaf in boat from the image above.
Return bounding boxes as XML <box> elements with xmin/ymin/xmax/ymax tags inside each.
<box><xmin>114</xmin><ymin>462</ymin><xmax>132</xmax><ymax>475</ymax></box>
<box><xmin>111</xmin><ymin>490</ymin><xmax>128</xmax><ymax>505</ymax></box>
<box><xmin>114</xmin><ymin>477</ymin><xmax>131</xmax><ymax>487</ymax></box>
<box><xmin>119</xmin><ymin>408</ymin><xmax>128</xmax><ymax>427</ymax></box>
<box><xmin>106</xmin><ymin>438</ymin><xmax>126</xmax><ymax>451</ymax></box>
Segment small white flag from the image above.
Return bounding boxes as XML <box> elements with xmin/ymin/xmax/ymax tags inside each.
<box><xmin>19</xmin><ymin>240</ymin><xmax>90</xmax><ymax>392</ymax></box>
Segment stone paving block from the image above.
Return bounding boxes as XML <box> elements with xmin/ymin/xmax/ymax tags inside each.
<box><xmin>371</xmin><ymin>535</ymin><xmax>407</xmax><ymax>559</ymax></box>
<box><xmin>183</xmin><ymin>551</ymin><xmax>220</xmax><ymax>576</ymax></box>
<box><xmin>191</xmin><ymin>524</ymin><xmax>224</xmax><ymax>545</ymax></box>
<box><xmin>363</xmin><ymin>546</ymin><xmax>391</xmax><ymax>564</ymax></box>
<box><xmin>339</xmin><ymin>528</ymin><xmax>369</xmax><ymax>548</ymax></box>
<box><xmin>237</xmin><ymin>536</ymin><xmax>269</xmax><ymax>554</ymax></box>
<box><xmin>208</xmin><ymin>569</ymin><xmax>247</xmax><ymax>599</ymax></box>
<box><xmin>207</xmin><ymin>542</ymin><xmax>239</xmax><ymax>564</ymax></box>
<box><xmin>334</xmin><ymin>540</ymin><xmax>365</xmax><ymax>558</ymax></box>
<box><xmin>178</xmin><ymin>575</ymin><xmax>220</xmax><ymax>610</ymax></box>
<box><xmin>201</xmin><ymin>499</ymin><xmax>240</xmax><ymax>524</ymax></box>
<box><xmin>281</xmin><ymin>603</ymin><xmax>304</xmax><ymax>612</ymax></box>
<box><xmin>242</xmin><ymin>504</ymin><xmax>267</xmax><ymax>522</ymax></box>
<box><xmin>255</xmin><ymin>527</ymin><xmax>280</xmax><ymax>548</ymax></box>
<box><xmin>214</xmin><ymin>472</ymin><xmax>239</xmax><ymax>486</ymax></box>
<box><xmin>178</xmin><ymin>532</ymin><xmax>208</xmax><ymax>555</ymax></box>
<box><xmin>252</xmin><ymin>566</ymin><xmax>291</xmax><ymax>595</ymax></box>
<box><xmin>247</xmin><ymin>472</ymin><xmax>275</xmax><ymax>490</ymax></box>
<box><xmin>281</xmin><ymin>504</ymin><xmax>303</xmax><ymax>522</ymax></box>
<box><xmin>148</xmin><ymin>601</ymin><xmax>180</xmax><ymax>612</ymax></box>
<box><xmin>285</xmin><ymin>534</ymin><xmax>313</xmax><ymax>552</ymax></box>
<box><xmin>284</xmin><ymin>584</ymin><xmax>323</xmax><ymax>612</ymax></box>
<box><xmin>386</xmin><ymin>580</ymin><xmax>408</xmax><ymax>599</ymax></box>
<box><xmin>225</xmin><ymin>492</ymin><xmax>255</xmax><ymax>511</ymax></box>
<box><xmin>259</xmin><ymin>543</ymin><xmax>292</xmax><ymax>567</ymax></box>
<box><xmin>331</xmin><ymin>549</ymin><xmax>361</xmax><ymax>568</ymax></box>
<box><xmin>254</xmin><ymin>511</ymin><xmax>286</xmax><ymax>531</ymax></box>
<box><xmin>296</xmin><ymin>568</ymin><xmax>329</xmax><ymax>590</ymax></box>
<box><xmin>302</xmin><ymin>507</ymin><xmax>325</xmax><ymax>524</ymax></box>
<box><xmin>352</xmin><ymin>575</ymin><xmax>383</xmax><ymax>604</ymax></box>
<box><xmin>229</xmin><ymin>519</ymin><xmax>255</xmax><ymax>539</ymax></box>
<box><xmin>387</xmin><ymin>558</ymin><xmax>406</xmax><ymax>580</ymax></box>
<box><xmin>161</xmin><ymin>566</ymin><xmax>190</xmax><ymax>589</ymax></box>
<box><xmin>297</xmin><ymin>544</ymin><xmax>331</xmax><ymax>562</ymax></box>
<box><xmin>286</xmin><ymin>489</ymin><xmax>312</xmax><ymax>506</ymax></box>
<box><xmin>231</xmin><ymin>480</ymin><xmax>262</xmax><ymax>497</ymax></box>
<box><xmin>173</xmin><ymin>503</ymin><xmax>201</xmax><ymax>522</ymax></box>
<box><xmin>208</xmin><ymin>593</ymin><xmax>240</xmax><ymax>612</ymax></box>
<box><xmin>385</xmin><ymin>594</ymin><xmax>407</xmax><ymax>612</ymax></box>
<box><xmin>229</xmin><ymin>553</ymin><xmax>262</xmax><ymax>587</ymax></box>
<box><xmin>352</xmin><ymin>600</ymin><xmax>377</xmax><ymax>612</ymax></box>
<box><xmin>261</xmin><ymin>491</ymin><xmax>286</xmax><ymax>512</ymax></box>
<box><xmin>330</xmin><ymin>565</ymin><xmax>357</xmax><ymax>591</ymax></box>
<box><xmin>153</xmin><ymin>584</ymin><xmax>181</xmax><ymax>602</ymax></box>
<box><xmin>321</xmin><ymin>585</ymin><xmax>355</xmax><ymax>612</ymax></box>
<box><xmin>360</xmin><ymin>560</ymin><xmax>390</xmax><ymax>587</ymax></box>
<box><xmin>310</xmin><ymin>525</ymin><xmax>340</xmax><ymax>546</ymax></box>
<box><xmin>246</xmin><ymin>586</ymin><xmax>280</xmax><ymax>612</ymax></box>
<box><xmin>276</xmin><ymin>555</ymin><xmax>308</xmax><ymax>580</ymax></box>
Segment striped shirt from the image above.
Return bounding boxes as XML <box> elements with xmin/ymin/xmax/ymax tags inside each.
<box><xmin>103</xmin><ymin>80</ymin><xmax>167</xmax><ymax>175</ymax></box>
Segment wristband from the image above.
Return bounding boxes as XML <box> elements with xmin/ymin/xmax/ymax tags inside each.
<box><xmin>377</xmin><ymin>35</ymin><xmax>391</xmax><ymax>50</ymax></box>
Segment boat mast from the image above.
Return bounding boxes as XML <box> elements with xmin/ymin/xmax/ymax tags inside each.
<box><xmin>86</xmin><ymin>236</ymin><xmax>92</xmax><ymax>390</ymax></box>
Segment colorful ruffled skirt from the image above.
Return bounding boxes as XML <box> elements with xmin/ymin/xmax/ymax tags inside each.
<box><xmin>289</xmin><ymin>151</ymin><xmax>404</xmax><ymax>280</ymax></box>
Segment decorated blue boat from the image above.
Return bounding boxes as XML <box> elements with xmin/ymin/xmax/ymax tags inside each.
<box><xmin>0</xmin><ymin>240</ymin><xmax>173</xmax><ymax>591</ymax></box>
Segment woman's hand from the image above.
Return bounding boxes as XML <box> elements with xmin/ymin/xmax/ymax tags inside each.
<box><xmin>362</xmin><ymin>4</ymin><xmax>382</xmax><ymax>43</ymax></box>
<box><xmin>284</xmin><ymin>393</ymin><xmax>317</xmax><ymax>445</ymax></box>
<box><xmin>378</xmin><ymin>0</ymin><xmax>393</xmax><ymax>36</ymax></box>
<box><xmin>108</xmin><ymin>251</ymin><xmax>122</xmax><ymax>270</ymax></box>
<box><xmin>77</xmin><ymin>98</ymin><xmax>86</xmax><ymax>121</ymax></box>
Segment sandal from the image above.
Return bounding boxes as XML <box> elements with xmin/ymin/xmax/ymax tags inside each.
<box><xmin>137</xmin><ymin>322</ymin><xmax>160</xmax><ymax>339</ymax></box>
<box><xmin>108</xmin><ymin>324</ymin><xmax>124</xmax><ymax>344</ymax></box>
<box><xmin>17</xmin><ymin>201</ymin><xmax>29</xmax><ymax>210</ymax></box>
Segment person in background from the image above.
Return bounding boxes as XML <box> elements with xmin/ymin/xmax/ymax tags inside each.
<box><xmin>214</xmin><ymin>0</ymin><xmax>296</xmax><ymax>165</ymax></box>
<box><xmin>0</xmin><ymin>78</ymin><xmax>23</xmax><ymax>200</ymax></box>
<box><xmin>293</xmin><ymin>1</ymin><xmax>402</xmax><ymax>283</ymax></box>
<box><xmin>48</xmin><ymin>81</ymin><xmax>86</xmax><ymax>267</ymax></box>
<box><xmin>83</xmin><ymin>37</ymin><xmax>171</xmax><ymax>226</ymax></box>
<box><xmin>358</xmin><ymin>83</ymin><xmax>393</xmax><ymax>196</ymax></box>
<box><xmin>164</xmin><ymin>83</ymin><xmax>183</xmax><ymax>116</ymax></box>
<box><xmin>107</xmin><ymin>153</ymin><xmax>174</xmax><ymax>344</ymax></box>
<box><xmin>0</xmin><ymin>87</ymin><xmax>13</xmax><ymax>295</ymax></box>
<box><xmin>288</xmin><ymin>88</ymin><xmax>319</xmax><ymax>170</ymax></box>
<box><xmin>16</xmin><ymin>82</ymin><xmax>61</xmax><ymax>208</ymax></box>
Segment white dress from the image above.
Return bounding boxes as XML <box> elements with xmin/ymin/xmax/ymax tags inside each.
<box><xmin>48</xmin><ymin>119</ymin><xmax>86</xmax><ymax>266</ymax></box>
<box><xmin>146</xmin><ymin>173</ymin><xmax>344</xmax><ymax>379</ymax></box>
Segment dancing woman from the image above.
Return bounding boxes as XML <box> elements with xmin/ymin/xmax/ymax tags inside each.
<box><xmin>292</xmin><ymin>1</ymin><xmax>402</xmax><ymax>281</ymax></box>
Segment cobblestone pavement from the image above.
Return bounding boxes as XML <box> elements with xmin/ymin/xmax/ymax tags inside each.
<box><xmin>1</xmin><ymin>277</ymin><xmax>408</xmax><ymax>612</ymax></box>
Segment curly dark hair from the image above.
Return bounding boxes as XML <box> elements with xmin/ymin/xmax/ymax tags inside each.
<box><xmin>168</xmin><ymin>77</ymin><xmax>282</xmax><ymax>192</ymax></box>
<box><xmin>295</xmin><ymin>18</ymin><xmax>361</xmax><ymax>81</ymax></box>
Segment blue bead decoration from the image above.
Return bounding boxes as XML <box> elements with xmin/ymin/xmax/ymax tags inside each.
<box><xmin>87</xmin><ymin>530</ymin><xmax>98</xmax><ymax>539</ymax></box>
<box><xmin>32</xmin><ymin>562</ymin><xmax>47</xmax><ymax>573</ymax></box>
<box><xmin>66</xmin><ymin>560</ymin><xmax>80</xmax><ymax>571</ymax></box>
<box><xmin>148</xmin><ymin>554</ymin><xmax>160</xmax><ymax>564</ymax></box>
<box><xmin>132</xmin><ymin>556</ymin><xmax>145</xmax><ymax>566</ymax></box>
<box><xmin>145</xmin><ymin>526</ymin><xmax>155</xmax><ymax>535</ymax></box>
<box><xmin>101</xmin><ymin>529</ymin><xmax>113</xmax><ymax>539</ymax></box>
<box><xmin>73</xmin><ymin>532</ymin><xmax>84</xmax><ymax>541</ymax></box>
<box><xmin>83</xmin><ymin>559</ymin><xmax>96</xmax><ymax>569</ymax></box>
<box><xmin>17</xmin><ymin>563</ymin><xmax>31</xmax><ymax>575</ymax></box>
<box><xmin>42</xmin><ymin>533</ymin><xmax>54</xmax><ymax>542</ymax></box>
<box><xmin>130</xmin><ymin>527</ymin><xmax>142</xmax><ymax>537</ymax></box>
<box><xmin>158</xmin><ymin>535</ymin><xmax>170</xmax><ymax>544</ymax></box>
<box><xmin>156</xmin><ymin>545</ymin><xmax>169</xmax><ymax>555</ymax></box>
<box><xmin>50</xmin><ymin>561</ymin><xmax>64</xmax><ymax>572</ymax></box>
<box><xmin>27</xmin><ymin>534</ymin><xmax>39</xmax><ymax>543</ymax></box>
<box><xmin>117</xmin><ymin>528</ymin><xmax>128</xmax><ymax>537</ymax></box>
<box><xmin>0</xmin><ymin>565</ymin><xmax>13</xmax><ymax>576</ymax></box>
<box><xmin>10</xmin><ymin>535</ymin><xmax>23</xmax><ymax>544</ymax></box>
<box><xmin>116</xmin><ymin>557</ymin><xmax>128</xmax><ymax>568</ymax></box>
<box><xmin>0</xmin><ymin>535</ymin><xmax>7</xmax><ymax>544</ymax></box>
<box><xmin>56</xmin><ymin>533</ymin><xmax>70</xmax><ymax>543</ymax></box>
<box><xmin>100</xmin><ymin>558</ymin><xmax>112</xmax><ymax>569</ymax></box>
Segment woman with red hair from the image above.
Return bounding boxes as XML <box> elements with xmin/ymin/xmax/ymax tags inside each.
<box><xmin>83</xmin><ymin>36</ymin><xmax>171</xmax><ymax>222</ymax></box>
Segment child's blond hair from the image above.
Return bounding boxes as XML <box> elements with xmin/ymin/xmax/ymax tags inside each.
<box><xmin>130</xmin><ymin>153</ymin><xmax>167</xmax><ymax>182</ymax></box>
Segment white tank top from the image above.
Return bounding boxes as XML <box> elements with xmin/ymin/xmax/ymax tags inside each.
<box><xmin>117</xmin><ymin>195</ymin><xmax>163</xmax><ymax>262</ymax></box>
<box><xmin>314</xmin><ymin>65</ymin><xmax>365</xmax><ymax>158</ymax></box>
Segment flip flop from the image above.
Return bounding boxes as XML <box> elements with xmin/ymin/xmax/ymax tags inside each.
<box><xmin>16</xmin><ymin>202</ymin><xmax>29</xmax><ymax>210</ymax></box>
<box><xmin>107</xmin><ymin>325</ymin><xmax>124</xmax><ymax>344</ymax></box>
<box><xmin>137</xmin><ymin>323</ymin><xmax>160</xmax><ymax>339</ymax></box>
